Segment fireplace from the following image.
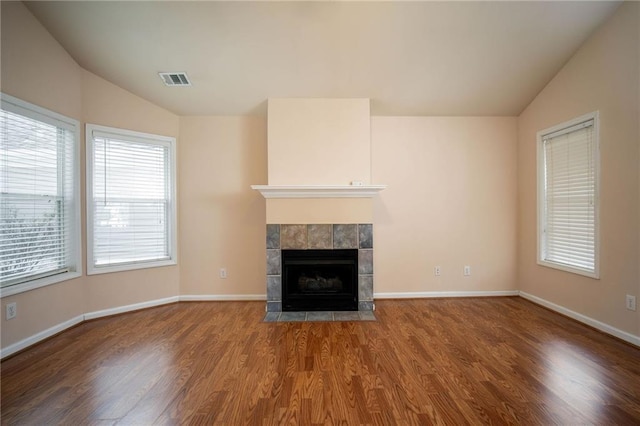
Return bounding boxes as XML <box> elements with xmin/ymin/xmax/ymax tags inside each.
<box><xmin>282</xmin><ymin>249</ymin><xmax>358</xmax><ymax>311</ymax></box>
<box><xmin>266</xmin><ymin>223</ymin><xmax>374</xmax><ymax>312</ymax></box>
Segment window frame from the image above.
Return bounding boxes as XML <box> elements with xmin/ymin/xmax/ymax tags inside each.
<box><xmin>0</xmin><ymin>93</ymin><xmax>82</xmax><ymax>297</ymax></box>
<box><xmin>86</xmin><ymin>123</ymin><xmax>177</xmax><ymax>275</ymax></box>
<box><xmin>536</xmin><ymin>111</ymin><xmax>600</xmax><ymax>279</ymax></box>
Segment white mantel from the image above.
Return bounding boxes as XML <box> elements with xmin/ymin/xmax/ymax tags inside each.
<box><xmin>251</xmin><ymin>184</ymin><xmax>386</xmax><ymax>199</ymax></box>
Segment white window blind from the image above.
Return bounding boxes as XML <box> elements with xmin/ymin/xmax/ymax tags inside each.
<box><xmin>538</xmin><ymin>113</ymin><xmax>599</xmax><ymax>278</ymax></box>
<box><xmin>1</xmin><ymin>95</ymin><xmax>80</xmax><ymax>291</ymax></box>
<box><xmin>87</xmin><ymin>125</ymin><xmax>176</xmax><ymax>274</ymax></box>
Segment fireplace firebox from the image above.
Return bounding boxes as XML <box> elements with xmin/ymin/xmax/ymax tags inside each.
<box><xmin>282</xmin><ymin>249</ymin><xmax>358</xmax><ymax>311</ymax></box>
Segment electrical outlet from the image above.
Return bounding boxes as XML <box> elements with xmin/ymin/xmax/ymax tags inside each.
<box><xmin>6</xmin><ymin>302</ymin><xmax>17</xmax><ymax>320</ymax></box>
<box><xmin>434</xmin><ymin>266</ymin><xmax>441</xmax><ymax>276</ymax></box>
<box><xmin>464</xmin><ymin>265</ymin><xmax>471</xmax><ymax>276</ymax></box>
<box><xmin>626</xmin><ymin>295</ymin><xmax>636</xmax><ymax>311</ymax></box>
<box><xmin>220</xmin><ymin>268</ymin><xmax>227</xmax><ymax>279</ymax></box>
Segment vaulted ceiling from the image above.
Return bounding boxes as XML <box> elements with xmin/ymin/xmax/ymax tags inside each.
<box><xmin>25</xmin><ymin>1</ymin><xmax>620</xmax><ymax>116</ymax></box>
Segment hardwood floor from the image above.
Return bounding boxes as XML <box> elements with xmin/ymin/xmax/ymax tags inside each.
<box><xmin>2</xmin><ymin>297</ymin><xmax>639</xmax><ymax>425</ymax></box>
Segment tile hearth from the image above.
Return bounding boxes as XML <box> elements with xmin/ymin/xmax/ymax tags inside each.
<box><xmin>263</xmin><ymin>310</ymin><xmax>376</xmax><ymax>323</ymax></box>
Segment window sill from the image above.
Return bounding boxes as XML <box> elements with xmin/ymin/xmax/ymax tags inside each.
<box><xmin>537</xmin><ymin>260</ymin><xmax>599</xmax><ymax>279</ymax></box>
<box><xmin>87</xmin><ymin>259</ymin><xmax>177</xmax><ymax>276</ymax></box>
<box><xmin>0</xmin><ymin>271</ymin><xmax>82</xmax><ymax>298</ymax></box>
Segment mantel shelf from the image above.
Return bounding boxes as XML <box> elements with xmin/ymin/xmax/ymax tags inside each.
<box><xmin>251</xmin><ymin>184</ymin><xmax>387</xmax><ymax>199</ymax></box>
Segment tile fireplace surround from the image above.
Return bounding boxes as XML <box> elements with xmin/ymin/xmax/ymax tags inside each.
<box><xmin>266</xmin><ymin>223</ymin><xmax>374</xmax><ymax>312</ymax></box>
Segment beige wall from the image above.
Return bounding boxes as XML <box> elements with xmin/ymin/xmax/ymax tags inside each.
<box><xmin>372</xmin><ymin>117</ymin><xmax>518</xmax><ymax>294</ymax></box>
<box><xmin>178</xmin><ymin>116</ymin><xmax>267</xmax><ymax>296</ymax></box>
<box><xmin>81</xmin><ymin>71</ymin><xmax>180</xmax><ymax>139</ymax></box>
<box><xmin>266</xmin><ymin>198</ymin><xmax>373</xmax><ymax>224</ymax></box>
<box><xmin>81</xmin><ymin>70</ymin><xmax>180</xmax><ymax>312</ymax></box>
<box><xmin>517</xmin><ymin>2</ymin><xmax>639</xmax><ymax>336</ymax></box>
<box><xmin>265</xmin><ymin>98</ymin><xmax>375</xmax><ymax>225</ymax></box>
<box><xmin>1</xmin><ymin>2</ymin><xmax>181</xmax><ymax>349</ymax></box>
<box><xmin>267</xmin><ymin>98</ymin><xmax>371</xmax><ymax>185</ymax></box>
<box><xmin>1</xmin><ymin>1</ymin><xmax>86</xmax><ymax>350</ymax></box>
<box><xmin>0</xmin><ymin>2</ymin><xmax>82</xmax><ymax>119</ymax></box>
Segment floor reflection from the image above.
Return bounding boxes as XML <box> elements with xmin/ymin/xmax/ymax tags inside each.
<box><xmin>88</xmin><ymin>339</ymin><xmax>175</xmax><ymax>422</ymax></box>
<box><xmin>542</xmin><ymin>339</ymin><xmax>608</xmax><ymax>422</ymax></box>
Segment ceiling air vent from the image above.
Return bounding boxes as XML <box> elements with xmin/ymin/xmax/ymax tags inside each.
<box><xmin>159</xmin><ymin>72</ymin><xmax>191</xmax><ymax>86</ymax></box>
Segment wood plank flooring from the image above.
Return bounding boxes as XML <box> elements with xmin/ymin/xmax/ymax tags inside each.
<box><xmin>2</xmin><ymin>297</ymin><xmax>639</xmax><ymax>425</ymax></box>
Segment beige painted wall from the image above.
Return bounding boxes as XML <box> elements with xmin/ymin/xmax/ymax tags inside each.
<box><xmin>266</xmin><ymin>198</ymin><xmax>373</xmax><ymax>224</ymax></box>
<box><xmin>517</xmin><ymin>2</ymin><xmax>639</xmax><ymax>336</ymax></box>
<box><xmin>1</xmin><ymin>1</ymin><xmax>86</xmax><ymax>350</ymax></box>
<box><xmin>265</xmin><ymin>98</ymin><xmax>375</xmax><ymax>225</ymax></box>
<box><xmin>178</xmin><ymin>116</ymin><xmax>267</xmax><ymax>296</ymax></box>
<box><xmin>267</xmin><ymin>98</ymin><xmax>371</xmax><ymax>185</ymax></box>
<box><xmin>372</xmin><ymin>117</ymin><xmax>518</xmax><ymax>294</ymax></box>
<box><xmin>0</xmin><ymin>2</ymin><xmax>82</xmax><ymax>119</ymax></box>
<box><xmin>81</xmin><ymin>71</ymin><xmax>180</xmax><ymax>139</ymax></box>
<box><xmin>1</xmin><ymin>2</ymin><xmax>181</xmax><ymax>349</ymax></box>
<box><xmin>81</xmin><ymin>70</ymin><xmax>181</xmax><ymax>312</ymax></box>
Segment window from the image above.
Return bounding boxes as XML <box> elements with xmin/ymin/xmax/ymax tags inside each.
<box><xmin>86</xmin><ymin>124</ymin><xmax>177</xmax><ymax>274</ymax></box>
<box><xmin>0</xmin><ymin>94</ymin><xmax>81</xmax><ymax>296</ymax></box>
<box><xmin>537</xmin><ymin>111</ymin><xmax>599</xmax><ymax>278</ymax></box>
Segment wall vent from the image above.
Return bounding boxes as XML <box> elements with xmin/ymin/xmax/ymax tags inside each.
<box><xmin>159</xmin><ymin>72</ymin><xmax>191</xmax><ymax>86</ymax></box>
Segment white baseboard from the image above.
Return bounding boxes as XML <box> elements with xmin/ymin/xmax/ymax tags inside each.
<box><xmin>374</xmin><ymin>290</ymin><xmax>520</xmax><ymax>299</ymax></box>
<box><xmin>180</xmin><ymin>294</ymin><xmax>266</xmax><ymax>301</ymax></box>
<box><xmin>519</xmin><ymin>291</ymin><xmax>640</xmax><ymax>347</ymax></box>
<box><xmin>3</xmin><ymin>296</ymin><xmax>180</xmax><ymax>359</ymax></box>
<box><xmin>4</xmin><ymin>290</ymin><xmax>636</xmax><ymax>359</ymax></box>
<box><xmin>1</xmin><ymin>294</ymin><xmax>269</xmax><ymax>359</ymax></box>
<box><xmin>1</xmin><ymin>314</ymin><xmax>84</xmax><ymax>359</ymax></box>
<box><xmin>84</xmin><ymin>296</ymin><xmax>180</xmax><ymax>321</ymax></box>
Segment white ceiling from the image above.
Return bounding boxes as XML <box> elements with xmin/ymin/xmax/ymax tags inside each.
<box><xmin>25</xmin><ymin>1</ymin><xmax>620</xmax><ymax>116</ymax></box>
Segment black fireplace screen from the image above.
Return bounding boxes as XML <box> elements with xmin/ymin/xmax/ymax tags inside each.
<box><xmin>282</xmin><ymin>249</ymin><xmax>358</xmax><ymax>311</ymax></box>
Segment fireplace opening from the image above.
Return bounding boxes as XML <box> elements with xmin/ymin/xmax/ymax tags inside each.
<box><xmin>282</xmin><ymin>249</ymin><xmax>358</xmax><ymax>311</ymax></box>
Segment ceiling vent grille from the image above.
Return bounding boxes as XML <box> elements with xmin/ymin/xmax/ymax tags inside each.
<box><xmin>159</xmin><ymin>72</ymin><xmax>191</xmax><ymax>86</ymax></box>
